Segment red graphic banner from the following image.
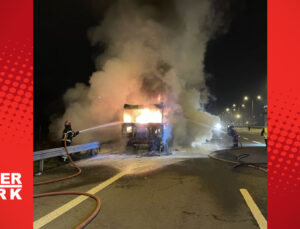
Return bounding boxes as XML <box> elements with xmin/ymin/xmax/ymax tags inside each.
<box><xmin>268</xmin><ymin>0</ymin><xmax>300</xmax><ymax>228</ymax></box>
<box><xmin>0</xmin><ymin>0</ymin><xmax>33</xmax><ymax>228</ymax></box>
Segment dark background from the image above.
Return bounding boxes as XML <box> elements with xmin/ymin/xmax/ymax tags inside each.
<box><xmin>34</xmin><ymin>0</ymin><xmax>267</xmax><ymax>147</ymax></box>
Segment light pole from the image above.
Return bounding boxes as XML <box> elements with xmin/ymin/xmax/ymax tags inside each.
<box><xmin>243</xmin><ymin>95</ymin><xmax>263</xmax><ymax>124</ymax></box>
<box><xmin>236</xmin><ymin>114</ymin><xmax>241</xmax><ymax>125</ymax></box>
<box><xmin>244</xmin><ymin>96</ymin><xmax>254</xmax><ymax>118</ymax></box>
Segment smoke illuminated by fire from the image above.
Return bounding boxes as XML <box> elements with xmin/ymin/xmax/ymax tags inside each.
<box><xmin>124</xmin><ymin>108</ymin><xmax>162</xmax><ymax>124</ymax></box>
<box><xmin>157</xmin><ymin>94</ymin><xmax>161</xmax><ymax>102</ymax></box>
<box><xmin>49</xmin><ymin>0</ymin><xmax>227</xmax><ymax>147</ymax></box>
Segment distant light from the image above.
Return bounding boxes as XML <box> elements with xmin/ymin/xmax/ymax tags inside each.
<box><xmin>233</xmin><ymin>108</ymin><xmax>236</xmax><ymax>111</ymax></box>
<box><xmin>245</xmin><ymin>121</ymin><xmax>249</xmax><ymax>124</ymax></box>
<box><xmin>232</xmin><ymin>104</ymin><xmax>236</xmax><ymax>107</ymax></box>
<box><xmin>241</xmin><ymin>104</ymin><xmax>245</xmax><ymax>108</ymax></box>
<box><xmin>244</xmin><ymin>96</ymin><xmax>249</xmax><ymax>101</ymax></box>
<box><xmin>226</xmin><ymin>108</ymin><xmax>230</xmax><ymax>112</ymax></box>
<box><xmin>236</xmin><ymin>114</ymin><xmax>241</xmax><ymax>119</ymax></box>
<box><xmin>257</xmin><ymin>95</ymin><xmax>262</xmax><ymax>100</ymax></box>
<box><xmin>214</xmin><ymin>123</ymin><xmax>222</xmax><ymax>131</ymax></box>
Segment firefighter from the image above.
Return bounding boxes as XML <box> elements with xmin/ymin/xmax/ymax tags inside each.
<box><xmin>261</xmin><ymin>126</ymin><xmax>267</xmax><ymax>147</ymax></box>
<box><xmin>61</xmin><ymin>120</ymin><xmax>80</xmax><ymax>161</ymax></box>
<box><xmin>61</xmin><ymin>120</ymin><xmax>80</xmax><ymax>146</ymax></box>
<box><xmin>227</xmin><ymin>124</ymin><xmax>239</xmax><ymax>148</ymax></box>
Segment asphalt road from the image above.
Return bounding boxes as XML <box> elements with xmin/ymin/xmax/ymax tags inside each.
<box><xmin>34</xmin><ymin>128</ymin><xmax>267</xmax><ymax>229</ymax></box>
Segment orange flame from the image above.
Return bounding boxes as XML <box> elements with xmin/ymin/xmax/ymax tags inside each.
<box><xmin>136</xmin><ymin>108</ymin><xmax>162</xmax><ymax>123</ymax></box>
<box><xmin>123</xmin><ymin>113</ymin><xmax>132</xmax><ymax>123</ymax></box>
<box><xmin>123</xmin><ymin>108</ymin><xmax>162</xmax><ymax>124</ymax></box>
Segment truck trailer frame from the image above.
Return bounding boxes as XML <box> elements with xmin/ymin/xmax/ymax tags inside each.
<box><xmin>121</xmin><ymin>103</ymin><xmax>167</xmax><ymax>152</ymax></box>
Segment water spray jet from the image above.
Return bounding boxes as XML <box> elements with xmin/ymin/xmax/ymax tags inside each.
<box><xmin>79</xmin><ymin>121</ymin><xmax>122</xmax><ymax>133</ymax></box>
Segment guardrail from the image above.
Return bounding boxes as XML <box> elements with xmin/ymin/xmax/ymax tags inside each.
<box><xmin>34</xmin><ymin>141</ymin><xmax>100</xmax><ymax>173</ymax></box>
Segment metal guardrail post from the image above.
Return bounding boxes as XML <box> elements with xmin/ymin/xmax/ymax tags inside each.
<box><xmin>39</xmin><ymin>160</ymin><xmax>44</xmax><ymax>173</ymax></box>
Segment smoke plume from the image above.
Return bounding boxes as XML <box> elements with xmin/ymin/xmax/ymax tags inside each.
<box><xmin>50</xmin><ymin>0</ymin><xmax>226</xmax><ymax>147</ymax></box>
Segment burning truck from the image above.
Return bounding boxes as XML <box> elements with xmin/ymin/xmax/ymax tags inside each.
<box><xmin>121</xmin><ymin>103</ymin><xmax>168</xmax><ymax>152</ymax></box>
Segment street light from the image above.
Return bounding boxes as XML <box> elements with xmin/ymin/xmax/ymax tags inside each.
<box><xmin>243</xmin><ymin>95</ymin><xmax>263</xmax><ymax>123</ymax></box>
<box><xmin>226</xmin><ymin>108</ymin><xmax>230</xmax><ymax>112</ymax></box>
<box><xmin>241</xmin><ymin>104</ymin><xmax>245</xmax><ymax>108</ymax></box>
<box><xmin>236</xmin><ymin>114</ymin><xmax>241</xmax><ymax>119</ymax></box>
<box><xmin>233</xmin><ymin>104</ymin><xmax>236</xmax><ymax>107</ymax></box>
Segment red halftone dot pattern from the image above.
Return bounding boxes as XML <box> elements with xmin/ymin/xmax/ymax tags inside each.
<box><xmin>268</xmin><ymin>90</ymin><xmax>300</xmax><ymax>194</ymax></box>
<box><xmin>0</xmin><ymin>41</ymin><xmax>33</xmax><ymax>143</ymax></box>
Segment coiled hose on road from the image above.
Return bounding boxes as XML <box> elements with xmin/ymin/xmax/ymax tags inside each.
<box><xmin>210</xmin><ymin>136</ymin><xmax>267</xmax><ymax>173</ymax></box>
<box><xmin>209</xmin><ymin>152</ymin><xmax>267</xmax><ymax>173</ymax></box>
<box><xmin>34</xmin><ymin>137</ymin><xmax>101</xmax><ymax>229</ymax></box>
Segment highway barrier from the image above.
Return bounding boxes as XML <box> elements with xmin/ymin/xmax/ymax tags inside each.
<box><xmin>33</xmin><ymin>141</ymin><xmax>100</xmax><ymax>173</ymax></box>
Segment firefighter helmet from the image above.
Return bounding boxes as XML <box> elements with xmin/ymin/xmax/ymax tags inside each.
<box><xmin>65</xmin><ymin>120</ymin><xmax>71</xmax><ymax>126</ymax></box>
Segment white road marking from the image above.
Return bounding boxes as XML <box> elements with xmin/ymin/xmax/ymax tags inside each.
<box><xmin>34</xmin><ymin>171</ymin><xmax>127</xmax><ymax>229</ymax></box>
<box><xmin>252</xmin><ymin>141</ymin><xmax>262</xmax><ymax>144</ymax></box>
<box><xmin>240</xmin><ymin>189</ymin><xmax>267</xmax><ymax>229</ymax></box>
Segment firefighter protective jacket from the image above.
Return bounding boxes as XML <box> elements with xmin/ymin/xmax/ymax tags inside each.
<box><xmin>261</xmin><ymin>127</ymin><xmax>267</xmax><ymax>139</ymax></box>
<box><xmin>61</xmin><ymin>126</ymin><xmax>79</xmax><ymax>144</ymax></box>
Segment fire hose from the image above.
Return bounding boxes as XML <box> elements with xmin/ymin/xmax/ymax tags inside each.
<box><xmin>209</xmin><ymin>152</ymin><xmax>267</xmax><ymax>173</ymax></box>
<box><xmin>34</xmin><ymin>136</ymin><xmax>101</xmax><ymax>229</ymax></box>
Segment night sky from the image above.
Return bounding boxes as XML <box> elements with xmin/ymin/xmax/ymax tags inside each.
<box><xmin>34</xmin><ymin>0</ymin><xmax>266</xmax><ymax>144</ymax></box>
<box><xmin>205</xmin><ymin>0</ymin><xmax>267</xmax><ymax>112</ymax></box>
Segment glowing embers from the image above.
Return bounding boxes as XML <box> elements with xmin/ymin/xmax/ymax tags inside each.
<box><xmin>123</xmin><ymin>108</ymin><xmax>162</xmax><ymax>124</ymax></box>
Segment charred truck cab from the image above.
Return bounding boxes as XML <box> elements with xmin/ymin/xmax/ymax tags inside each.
<box><xmin>122</xmin><ymin>103</ymin><xmax>167</xmax><ymax>152</ymax></box>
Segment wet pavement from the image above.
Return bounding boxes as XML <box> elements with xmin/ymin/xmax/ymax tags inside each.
<box><xmin>34</xmin><ymin>128</ymin><xmax>267</xmax><ymax>229</ymax></box>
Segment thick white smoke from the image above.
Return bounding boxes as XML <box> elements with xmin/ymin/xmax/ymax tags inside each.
<box><xmin>49</xmin><ymin>0</ymin><xmax>222</xmax><ymax>147</ymax></box>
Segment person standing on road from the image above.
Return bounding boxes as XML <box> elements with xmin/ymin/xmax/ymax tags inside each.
<box><xmin>227</xmin><ymin>125</ymin><xmax>239</xmax><ymax>148</ymax></box>
<box><xmin>61</xmin><ymin>120</ymin><xmax>80</xmax><ymax>161</ymax></box>
<box><xmin>261</xmin><ymin>127</ymin><xmax>267</xmax><ymax>147</ymax></box>
<box><xmin>61</xmin><ymin>120</ymin><xmax>80</xmax><ymax>147</ymax></box>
